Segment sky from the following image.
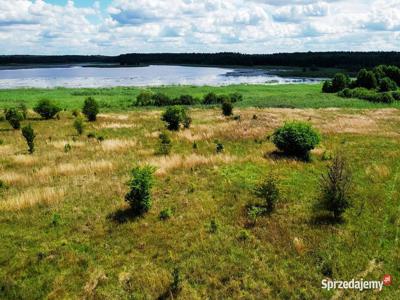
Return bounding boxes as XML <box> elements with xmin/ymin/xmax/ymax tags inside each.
<box><xmin>0</xmin><ymin>0</ymin><xmax>399</xmax><ymax>55</ymax></box>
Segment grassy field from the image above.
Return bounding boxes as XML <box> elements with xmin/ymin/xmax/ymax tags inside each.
<box><xmin>1</xmin><ymin>83</ymin><xmax>400</xmax><ymax>111</ymax></box>
<box><xmin>1</xmin><ymin>92</ymin><xmax>400</xmax><ymax>299</ymax></box>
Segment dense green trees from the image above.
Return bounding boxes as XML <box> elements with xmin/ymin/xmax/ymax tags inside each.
<box><xmin>34</xmin><ymin>99</ymin><xmax>61</xmax><ymax>119</ymax></box>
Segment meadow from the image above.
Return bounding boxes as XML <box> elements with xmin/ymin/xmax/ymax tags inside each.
<box><xmin>0</xmin><ymin>84</ymin><xmax>400</xmax><ymax>299</ymax></box>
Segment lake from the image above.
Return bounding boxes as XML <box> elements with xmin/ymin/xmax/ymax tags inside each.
<box><xmin>0</xmin><ymin>65</ymin><xmax>322</xmax><ymax>89</ymax></box>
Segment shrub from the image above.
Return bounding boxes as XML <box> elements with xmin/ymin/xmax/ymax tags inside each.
<box><xmin>21</xmin><ymin>124</ymin><xmax>36</xmax><ymax>154</ymax></box>
<box><xmin>64</xmin><ymin>143</ymin><xmax>72</xmax><ymax>153</ymax></box>
<box><xmin>208</xmin><ymin>218</ymin><xmax>219</xmax><ymax>233</ymax></box>
<box><xmin>375</xmin><ymin>92</ymin><xmax>395</xmax><ymax>104</ymax></box>
<box><xmin>136</xmin><ymin>90</ymin><xmax>154</xmax><ymax>106</ymax></box>
<box><xmin>170</xmin><ymin>268</ymin><xmax>182</xmax><ymax>296</ymax></box>
<box><xmin>356</xmin><ymin>69</ymin><xmax>378</xmax><ymax>89</ymax></box>
<box><xmin>125</xmin><ymin>166</ymin><xmax>155</xmax><ymax>215</ymax></box>
<box><xmin>217</xmin><ymin>94</ymin><xmax>230</xmax><ymax>104</ymax></box>
<box><xmin>222</xmin><ymin>100</ymin><xmax>233</xmax><ymax>116</ymax></box>
<box><xmin>337</xmin><ymin>88</ymin><xmax>353</xmax><ymax>98</ymax></box>
<box><xmin>272</xmin><ymin>121</ymin><xmax>320</xmax><ymax>159</ymax></box>
<box><xmin>322</xmin><ymin>80</ymin><xmax>333</xmax><ymax>93</ymax></box>
<box><xmin>73</xmin><ymin>118</ymin><xmax>85</xmax><ymax>135</ymax></box>
<box><xmin>34</xmin><ymin>99</ymin><xmax>61</xmax><ymax>119</ymax></box>
<box><xmin>331</xmin><ymin>73</ymin><xmax>350</xmax><ymax>92</ymax></box>
<box><xmin>183</xmin><ymin>115</ymin><xmax>192</xmax><ymax>129</ymax></box>
<box><xmin>5</xmin><ymin>108</ymin><xmax>23</xmax><ymax>129</ymax></box>
<box><xmin>152</xmin><ymin>93</ymin><xmax>172</xmax><ymax>106</ymax></box>
<box><xmin>254</xmin><ymin>175</ymin><xmax>280</xmax><ymax>214</ymax></box>
<box><xmin>97</xmin><ymin>135</ymin><xmax>104</xmax><ymax>142</ymax></box>
<box><xmin>379</xmin><ymin>77</ymin><xmax>398</xmax><ymax>92</ymax></box>
<box><xmin>161</xmin><ymin>106</ymin><xmax>189</xmax><ymax>131</ymax></box>
<box><xmin>87</xmin><ymin>132</ymin><xmax>96</xmax><ymax>138</ymax></box>
<box><xmin>215</xmin><ymin>142</ymin><xmax>224</xmax><ymax>153</ymax></box>
<box><xmin>229</xmin><ymin>92</ymin><xmax>243</xmax><ymax>103</ymax></box>
<box><xmin>82</xmin><ymin>97</ymin><xmax>99</xmax><ymax>121</ymax></box>
<box><xmin>392</xmin><ymin>91</ymin><xmax>400</xmax><ymax>101</ymax></box>
<box><xmin>176</xmin><ymin>94</ymin><xmax>197</xmax><ymax>105</ymax></box>
<box><xmin>72</xmin><ymin>109</ymin><xmax>80</xmax><ymax>117</ymax></box>
<box><xmin>203</xmin><ymin>92</ymin><xmax>218</xmax><ymax>104</ymax></box>
<box><xmin>17</xmin><ymin>103</ymin><xmax>28</xmax><ymax>120</ymax></box>
<box><xmin>316</xmin><ymin>154</ymin><xmax>352</xmax><ymax>220</ymax></box>
<box><xmin>159</xmin><ymin>208</ymin><xmax>173</xmax><ymax>220</ymax></box>
<box><xmin>157</xmin><ymin>131</ymin><xmax>172</xmax><ymax>155</ymax></box>
<box><xmin>238</xmin><ymin>229</ymin><xmax>250</xmax><ymax>241</ymax></box>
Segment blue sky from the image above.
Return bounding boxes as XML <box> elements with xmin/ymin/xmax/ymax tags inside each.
<box><xmin>0</xmin><ymin>0</ymin><xmax>399</xmax><ymax>55</ymax></box>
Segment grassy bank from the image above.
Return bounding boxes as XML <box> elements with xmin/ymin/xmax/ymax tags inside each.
<box><xmin>0</xmin><ymin>106</ymin><xmax>400</xmax><ymax>298</ymax></box>
<box><xmin>1</xmin><ymin>84</ymin><xmax>399</xmax><ymax>111</ymax></box>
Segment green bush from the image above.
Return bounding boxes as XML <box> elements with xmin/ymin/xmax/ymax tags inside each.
<box><xmin>331</xmin><ymin>73</ymin><xmax>350</xmax><ymax>92</ymax></box>
<box><xmin>161</xmin><ymin>106</ymin><xmax>189</xmax><ymax>131</ymax></box>
<box><xmin>21</xmin><ymin>124</ymin><xmax>36</xmax><ymax>154</ymax></box>
<box><xmin>72</xmin><ymin>109</ymin><xmax>80</xmax><ymax>117</ymax></box>
<box><xmin>159</xmin><ymin>208</ymin><xmax>173</xmax><ymax>220</ymax></box>
<box><xmin>73</xmin><ymin>118</ymin><xmax>85</xmax><ymax>135</ymax></box>
<box><xmin>82</xmin><ymin>97</ymin><xmax>99</xmax><ymax>121</ymax></box>
<box><xmin>316</xmin><ymin>154</ymin><xmax>352</xmax><ymax>220</ymax></box>
<box><xmin>379</xmin><ymin>77</ymin><xmax>398</xmax><ymax>92</ymax></box>
<box><xmin>229</xmin><ymin>92</ymin><xmax>243</xmax><ymax>103</ymax></box>
<box><xmin>157</xmin><ymin>131</ymin><xmax>172</xmax><ymax>155</ymax></box>
<box><xmin>215</xmin><ymin>142</ymin><xmax>224</xmax><ymax>153</ymax></box>
<box><xmin>153</xmin><ymin>93</ymin><xmax>172</xmax><ymax>106</ymax></box>
<box><xmin>136</xmin><ymin>90</ymin><xmax>154</xmax><ymax>106</ymax></box>
<box><xmin>222</xmin><ymin>100</ymin><xmax>233</xmax><ymax>116</ymax></box>
<box><xmin>5</xmin><ymin>108</ymin><xmax>23</xmax><ymax>129</ymax></box>
<box><xmin>125</xmin><ymin>166</ymin><xmax>155</xmax><ymax>215</ymax></box>
<box><xmin>34</xmin><ymin>99</ymin><xmax>61</xmax><ymax>119</ymax></box>
<box><xmin>337</xmin><ymin>88</ymin><xmax>353</xmax><ymax>98</ymax></box>
<box><xmin>392</xmin><ymin>91</ymin><xmax>400</xmax><ymax>100</ymax></box>
<box><xmin>176</xmin><ymin>94</ymin><xmax>197</xmax><ymax>105</ymax></box>
<box><xmin>254</xmin><ymin>175</ymin><xmax>280</xmax><ymax>214</ymax></box>
<box><xmin>272</xmin><ymin>121</ymin><xmax>320</xmax><ymax>159</ymax></box>
<box><xmin>17</xmin><ymin>103</ymin><xmax>28</xmax><ymax>120</ymax></box>
<box><xmin>203</xmin><ymin>92</ymin><xmax>219</xmax><ymax>104</ymax></box>
<box><xmin>375</xmin><ymin>92</ymin><xmax>395</xmax><ymax>104</ymax></box>
<box><xmin>356</xmin><ymin>69</ymin><xmax>378</xmax><ymax>89</ymax></box>
<box><xmin>322</xmin><ymin>80</ymin><xmax>333</xmax><ymax>93</ymax></box>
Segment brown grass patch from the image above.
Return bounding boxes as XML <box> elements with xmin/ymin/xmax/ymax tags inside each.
<box><xmin>101</xmin><ymin>139</ymin><xmax>137</xmax><ymax>152</ymax></box>
<box><xmin>50</xmin><ymin>140</ymin><xmax>85</xmax><ymax>149</ymax></box>
<box><xmin>35</xmin><ymin>160</ymin><xmax>114</xmax><ymax>178</ymax></box>
<box><xmin>0</xmin><ymin>172</ymin><xmax>30</xmax><ymax>185</ymax></box>
<box><xmin>0</xmin><ymin>187</ymin><xmax>65</xmax><ymax>211</ymax></box>
<box><xmin>96</xmin><ymin>123</ymin><xmax>136</xmax><ymax>129</ymax></box>
<box><xmin>12</xmin><ymin>155</ymin><xmax>38</xmax><ymax>166</ymax></box>
<box><xmin>98</xmin><ymin>114</ymin><xmax>129</xmax><ymax>121</ymax></box>
<box><xmin>145</xmin><ymin>154</ymin><xmax>237</xmax><ymax>176</ymax></box>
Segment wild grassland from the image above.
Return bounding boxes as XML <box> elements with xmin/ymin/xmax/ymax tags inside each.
<box><xmin>1</xmin><ymin>83</ymin><xmax>400</xmax><ymax>112</ymax></box>
<box><xmin>0</xmin><ymin>102</ymin><xmax>400</xmax><ymax>298</ymax></box>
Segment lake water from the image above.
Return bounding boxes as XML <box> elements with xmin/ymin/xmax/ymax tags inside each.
<box><xmin>0</xmin><ymin>65</ymin><xmax>321</xmax><ymax>89</ymax></box>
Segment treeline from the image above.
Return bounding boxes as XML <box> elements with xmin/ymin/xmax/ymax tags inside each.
<box><xmin>1</xmin><ymin>52</ymin><xmax>400</xmax><ymax>69</ymax></box>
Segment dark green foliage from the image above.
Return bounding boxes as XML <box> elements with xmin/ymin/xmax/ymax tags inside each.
<box><xmin>373</xmin><ymin>65</ymin><xmax>400</xmax><ymax>86</ymax></box>
<box><xmin>229</xmin><ymin>92</ymin><xmax>243</xmax><ymax>103</ymax></box>
<box><xmin>157</xmin><ymin>131</ymin><xmax>172</xmax><ymax>155</ymax></box>
<box><xmin>159</xmin><ymin>208</ymin><xmax>173</xmax><ymax>220</ymax></box>
<box><xmin>136</xmin><ymin>90</ymin><xmax>154</xmax><ymax>106</ymax></box>
<box><xmin>216</xmin><ymin>142</ymin><xmax>224</xmax><ymax>153</ymax></box>
<box><xmin>0</xmin><ymin>179</ymin><xmax>8</xmax><ymax>190</ymax></box>
<box><xmin>87</xmin><ymin>132</ymin><xmax>96</xmax><ymax>138</ymax></box>
<box><xmin>254</xmin><ymin>175</ymin><xmax>280</xmax><ymax>214</ymax></box>
<box><xmin>153</xmin><ymin>93</ymin><xmax>172</xmax><ymax>106</ymax></box>
<box><xmin>322</xmin><ymin>80</ymin><xmax>333</xmax><ymax>93</ymax></box>
<box><xmin>338</xmin><ymin>87</ymin><xmax>394</xmax><ymax>103</ymax></box>
<box><xmin>125</xmin><ymin>166</ymin><xmax>155</xmax><ymax>215</ymax></box>
<box><xmin>5</xmin><ymin>108</ymin><xmax>23</xmax><ymax>129</ymax></box>
<box><xmin>316</xmin><ymin>154</ymin><xmax>352</xmax><ymax>220</ymax></box>
<box><xmin>72</xmin><ymin>109</ymin><xmax>80</xmax><ymax>117</ymax></box>
<box><xmin>73</xmin><ymin>118</ymin><xmax>84</xmax><ymax>135</ymax></box>
<box><xmin>176</xmin><ymin>94</ymin><xmax>198</xmax><ymax>105</ymax></box>
<box><xmin>183</xmin><ymin>115</ymin><xmax>192</xmax><ymax>129</ymax></box>
<box><xmin>161</xmin><ymin>106</ymin><xmax>189</xmax><ymax>131</ymax></box>
<box><xmin>21</xmin><ymin>124</ymin><xmax>35</xmax><ymax>154</ymax></box>
<box><xmin>356</xmin><ymin>69</ymin><xmax>377</xmax><ymax>89</ymax></box>
<box><xmin>376</xmin><ymin>92</ymin><xmax>395</xmax><ymax>104</ymax></box>
<box><xmin>379</xmin><ymin>77</ymin><xmax>397</xmax><ymax>92</ymax></box>
<box><xmin>209</xmin><ymin>219</ymin><xmax>219</xmax><ymax>233</ymax></box>
<box><xmin>97</xmin><ymin>135</ymin><xmax>104</xmax><ymax>142</ymax></box>
<box><xmin>64</xmin><ymin>143</ymin><xmax>72</xmax><ymax>153</ymax></box>
<box><xmin>203</xmin><ymin>92</ymin><xmax>218</xmax><ymax>104</ymax></box>
<box><xmin>17</xmin><ymin>103</ymin><xmax>28</xmax><ymax>120</ymax></box>
<box><xmin>337</xmin><ymin>88</ymin><xmax>353</xmax><ymax>98</ymax></box>
<box><xmin>392</xmin><ymin>91</ymin><xmax>400</xmax><ymax>100</ymax></box>
<box><xmin>322</xmin><ymin>73</ymin><xmax>349</xmax><ymax>93</ymax></box>
<box><xmin>272</xmin><ymin>121</ymin><xmax>320</xmax><ymax>159</ymax></box>
<box><xmin>82</xmin><ymin>97</ymin><xmax>99</xmax><ymax>121</ymax></box>
<box><xmin>222</xmin><ymin>100</ymin><xmax>233</xmax><ymax>116</ymax></box>
<box><xmin>34</xmin><ymin>99</ymin><xmax>61</xmax><ymax>119</ymax></box>
<box><xmin>170</xmin><ymin>268</ymin><xmax>182</xmax><ymax>296</ymax></box>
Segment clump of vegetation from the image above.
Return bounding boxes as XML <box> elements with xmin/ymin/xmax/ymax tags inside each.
<box><xmin>21</xmin><ymin>124</ymin><xmax>36</xmax><ymax>154</ymax></box>
<box><xmin>5</xmin><ymin>108</ymin><xmax>23</xmax><ymax>129</ymax></box>
<box><xmin>215</xmin><ymin>142</ymin><xmax>224</xmax><ymax>153</ymax></box>
<box><xmin>72</xmin><ymin>109</ymin><xmax>80</xmax><ymax>117</ymax></box>
<box><xmin>322</xmin><ymin>73</ymin><xmax>350</xmax><ymax>93</ymax></box>
<box><xmin>272</xmin><ymin>121</ymin><xmax>320</xmax><ymax>159</ymax></box>
<box><xmin>229</xmin><ymin>92</ymin><xmax>243</xmax><ymax>103</ymax></box>
<box><xmin>34</xmin><ymin>99</ymin><xmax>61</xmax><ymax>119</ymax></box>
<box><xmin>222</xmin><ymin>100</ymin><xmax>233</xmax><ymax>116</ymax></box>
<box><xmin>17</xmin><ymin>103</ymin><xmax>28</xmax><ymax>120</ymax></box>
<box><xmin>125</xmin><ymin>166</ymin><xmax>155</xmax><ymax>215</ymax></box>
<box><xmin>161</xmin><ymin>106</ymin><xmax>190</xmax><ymax>131</ymax></box>
<box><xmin>159</xmin><ymin>208</ymin><xmax>173</xmax><ymax>220</ymax></box>
<box><xmin>64</xmin><ymin>143</ymin><xmax>72</xmax><ymax>153</ymax></box>
<box><xmin>0</xmin><ymin>179</ymin><xmax>8</xmax><ymax>190</ymax></box>
<box><xmin>87</xmin><ymin>132</ymin><xmax>96</xmax><ymax>139</ymax></box>
<box><xmin>315</xmin><ymin>153</ymin><xmax>352</xmax><ymax>221</ymax></box>
<box><xmin>82</xmin><ymin>97</ymin><xmax>99</xmax><ymax>121</ymax></box>
<box><xmin>136</xmin><ymin>90</ymin><xmax>154</xmax><ymax>106</ymax></box>
<box><xmin>208</xmin><ymin>218</ymin><xmax>219</xmax><ymax>233</ymax></box>
<box><xmin>97</xmin><ymin>135</ymin><xmax>105</xmax><ymax>142</ymax></box>
<box><xmin>238</xmin><ymin>229</ymin><xmax>250</xmax><ymax>241</ymax></box>
<box><xmin>379</xmin><ymin>77</ymin><xmax>398</xmax><ymax>92</ymax></box>
<box><xmin>170</xmin><ymin>268</ymin><xmax>182</xmax><ymax>296</ymax></box>
<box><xmin>153</xmin><ymin>93</ymin><xmax>172</xmax><ymax>106</ymax></box>
<box><xmin>157</xmin><ymin>131</ymin><xmax>172</xmax><ymax>155</ymax></box>
<box><xmin>203</xmin><ymin>92</ymin><xmax>219</xmax><ymax>104</ymax></box>
<box><xmin>73</xmin><ymin>117</ymin><xmax>85</xmax><ymax>135</ymax></box>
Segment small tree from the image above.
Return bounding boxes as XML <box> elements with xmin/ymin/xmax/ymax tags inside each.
<box><xmin>331</xmin><ymin>73</ymin><xmax>350</xmax><ymax>92</ymax></box>
<box><xmin>222</xmin><ymin>100</ymin><xmax>233</xmax><ymax>116</ymax></box>
<box><xmin>379</xmin><ymin>77</ymin><xmax>398</xmax><ymax>92</ymax></box>
<box><xmin>161</xmin><ymin>106</ymin><xmax>189</xmax><ymax>131</ymax></box>
<box><xmin>125</xmin><ymin>166</ymin><xmax>155</xmax><ymax>215</ymax></box>
<box><xmin>5</xmin><ymin>108</ymin><xmax>23</xmax><ymax>129</ymax></box>
<box><xmin>203</xmin><ymin>92</ymin><xmax>218</xmax><ymax>104</ymax></box>
<box><xmin>157</xmin><ymin>131</ymin><xmax>172</xmax><ymax>155</ymax></box>
<box><xmin>254</xmin><ymin>175</ymin><xmax>280</xmax><ymax>214</ymax></box>
<box><xmin>356</xmin><ymin>69</ymin><xmax>378</xmax><ymax>90</ymax></box>
<box><xmin>17</xmin><ymin>103</ymin><xmax>28</xmax><ymax>120</ymax></box>
<box><xmin>73</xmin><ymin>117</ymin><xmax>85</xmax><ymax>135</ymax></box>
<box><xmin>136</xmin><ymin>90</ymin><xmax>154</xmax><ymax>106</ymax></box>
<box><xmin>21</xmin><ymin>124</ymin><xmax>36</xmax><ymax>154</ymax></box>
<box><xmin>322</xmin><ymin>80</ymin><xmax>333</xmax><ymax>93</ymax></box>
<box><xmin>316</xmin><ymin>154</ymin><xmax>352</xmax><ymax>220</ymax></box>
<box><xmin>272</xmin><ymin>121</ymin><xmax>320</xmax><ymax>159</ymax></box>
<box><xmin>82</xmin><ymin>97</ymin><xmax>99</xmax><ymax>121</ymax></box>
<box><xmin>34</xmin><ymin>99</ymin><xmax>61</xmax><ymax>119</ymax></box>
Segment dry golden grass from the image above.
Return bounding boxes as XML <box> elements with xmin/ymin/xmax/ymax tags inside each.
<box><xmin>365</xmin><ymin>164</ymin><xmax>391</xmax><ymax>183</ymax></box>
<box><xmin>146</xmin><ymin>153</ymin><xmax>237</xmax><ymax>176</ymax></box>
<box><xmin>97</xmin><ymin>114</ymin><xmax>129</xmax><ymax>121</ymax></box>
<box><xmin>12</xmin><ymin>155</ymin><xmax>38</xmax><ymax>166</ymax></box>
<box><xmin>0</xmin><ymin>171</ymin><xmax>30</xmax><ymax>186</ymax></box>
<box><xmin>0</xmin><ymin>187</ymin><xmax>65</xmax><ymax>211</ymax></box>
<box><xmin>101</xmin><ymin>139</ymin><xmax>137</xmax><ymax>152</ymax></box>
<box><xmin>50</xmin><ymin>140</ymin><xmax>85</xmax><ymax>149</ymax></box>
<box><xmin>96</xmin><ymin>122</ymin><xmax>136</xmax><ymax>129</ymax></box>
<box><xmin>35</xmin><ymin>160</ymin><xmax>114</xmax><ymax>178</ymax></box>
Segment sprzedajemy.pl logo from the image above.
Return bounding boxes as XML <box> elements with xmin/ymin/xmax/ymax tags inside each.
<box><xmin>321</xmin><ymin>275</ymin><xmax>392</xmax><ymax>292</ymax></box>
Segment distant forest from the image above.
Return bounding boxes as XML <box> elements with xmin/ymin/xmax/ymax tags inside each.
<box><xmin>1</xmin><ymin>52</ymin><xmax>400</xmax><ymax>70</ymax></box>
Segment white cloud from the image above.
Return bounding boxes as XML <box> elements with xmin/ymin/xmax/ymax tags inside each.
<box><xmin>0</xmin><ymin>0</ymin><xmax>398</xmax><ymax>55</ymax></box>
